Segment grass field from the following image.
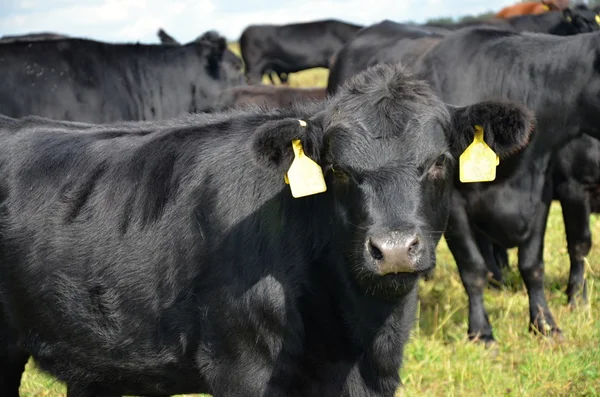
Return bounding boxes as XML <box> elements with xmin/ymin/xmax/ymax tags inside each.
<box><xmin>19</xmin><ymin>66</ymin><xmax>600</xmax><ymax>396</ymax></box>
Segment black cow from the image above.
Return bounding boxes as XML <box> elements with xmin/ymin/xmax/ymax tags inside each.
<box><xmin>410</xmin><ymin>28</ymin><xmax>600</xmax><ymax>342</ymax></box>
<box><xmin>0</xmin><ymin>63</ymin><xmax>533</xmax><ymax>397</ymax></box>
<box><xmin>156</xmin><ymin>28</ymin><xmax>244</xmax><ymax>81</ymax></box>
<box><xmin>0</xmin><ymin>32</ymin><xmax>243</xmax><ymax>122</ymax></box>
<box><xmin>215</xmin><ymin>84</ymin><xmax>327</xmax><ymax>110</ymax></box>
<box><xmin>239</xmin><ymin>19</ymin><xmax>362</xmax><ymax>85</ymax></box>
<box><xmin>328</xmin><ymin>27</ymin><xmax>600</xmax><ymax>342</ymax></box>
<box><xmin>0</xmin><ymin>32</ymin><xmax>68</xmax><ymax>43</ymax></box>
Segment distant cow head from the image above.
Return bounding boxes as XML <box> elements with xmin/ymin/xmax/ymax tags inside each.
<box><xmin>549</xmin><ymin>6</ymin><xmax>600</xmax><ymax>35</ymax></box>
<box><xmin>251</xmin><ymin>63</ymin><xmax>534</xmax><ymax>299</ymax></box>
<box><xmin>158</xmin><ymin>28</ymin><xmax>245</xmax><ymax>88</ymax></box>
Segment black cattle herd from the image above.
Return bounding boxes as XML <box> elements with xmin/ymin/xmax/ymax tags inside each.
<box><xmin>0</xmin><ymin>2</ymin><xmax>598</xmax><ymax>397</ymax></box>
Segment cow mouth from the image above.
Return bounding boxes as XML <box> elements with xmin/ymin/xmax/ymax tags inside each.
<box><xmin>354</xmin><ymin>262</ymin><xmax>434</xmax><ymax>300</ymax></box>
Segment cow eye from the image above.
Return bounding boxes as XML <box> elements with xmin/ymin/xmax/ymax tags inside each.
<box><xmin>434</xmin><ymin>154</ymin><xmax>447</xmax><ymax>167</ymax></box>
<box><xmin>428</xmin><ymin>153</ymin><xmax>450</xmax><ymax>179</ymax></box>
<box><xmin>328</xmin><ymin>165</ymin><xmax>351</xmax><ymax>182</ymax></box>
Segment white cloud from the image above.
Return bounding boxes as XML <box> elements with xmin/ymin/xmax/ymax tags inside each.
<box><xmin>0</xmin><ymin>0</ymin><xmax>518</xmax><ymax>43</ymax></box>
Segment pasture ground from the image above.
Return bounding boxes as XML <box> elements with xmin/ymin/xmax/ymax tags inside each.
<box><xmin>19</xmin><ymin>64</ymin><xmax>600</xmax><ymax>396</ymax></box>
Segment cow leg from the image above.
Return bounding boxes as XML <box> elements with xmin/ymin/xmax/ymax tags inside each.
<box><xmin>244</xmin><ymin>67</ymin><xmax>263</xmax><ymax>85</ymax></box>
<box><xmin>0</xmin><ymin>306</ymin><xmax>29</xmax><ymax>397</ymax></box>
<box><xmin>0</xmin><ymin>344</ymin><xmax>28</xmax><ymax>397</ymax></box>
<box><xmin>557</xmin><ymin>183</ymin><xmax>590</xmax><ymax>307</ymax></box>
<box><xmin>517</xmin><ymin>199</ymin><xmax>561</xmax><ymax>337</ymax></box>
<box><xmin>245</xmin><ymin>63</ymin><xmax>268</xmax><ymax>85</ymax></box>
<box><xmin>444</xmin><ymin>192</ymin><xmax>495</xmax><ymax>342</ymax></box>
<box><xmin>493</xmin><ymin>243</ymin><xmax>509</xmax><ymax>270</ymax></box>
<box><xmin>474</xmin><ymin>232</ymin><xmax>504</xmax><ymax>289</ymax></box>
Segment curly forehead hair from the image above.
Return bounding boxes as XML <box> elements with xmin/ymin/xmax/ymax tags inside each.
<box><xmin>326</xmin><ymin>62</ymin><xmax>451</xmax><ymax>137</ymax></box>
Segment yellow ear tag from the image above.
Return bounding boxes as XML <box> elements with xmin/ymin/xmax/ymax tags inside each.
<box><xmin>459</xmin><ymin>125</ymin><xmax>499</xmax><ymax>183</ymax></box>
<box><xmin>283</xmin><ymin>120</ymin><xmax>327</xmax><ymax>198</ymax></box>
<box><xmin>595</xmin><ymin>14</ymin><xmax>600</xmax><ymax>26</ymax></box>
<box><xmin>542</xmin><ymin>4</ymin><xmax>550</xmax><ymax>11</ymax></box>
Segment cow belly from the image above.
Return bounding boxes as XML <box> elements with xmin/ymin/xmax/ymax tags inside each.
<box><xmin>463</xmin><ymin>183</ymin><xmax>544</xmax><ymax>247</ymax></box>
<box><xmin>21</xmin><ymin>311</ymin><xmax>212</xmax><ymax>395</ymax></box>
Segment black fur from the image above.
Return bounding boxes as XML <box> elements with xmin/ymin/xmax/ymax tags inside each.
<box><xmin>0</xmin><ymin>63</ymin><xmax>533</xmax><ymax>397</ymax></box>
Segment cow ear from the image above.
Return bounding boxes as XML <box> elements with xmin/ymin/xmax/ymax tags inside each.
<box><xmin>157</xmin><ymin>28</ymin><xmax>180</xmax><ymax>45</ymax></box>
<box><xmin>446</xmin><ymin>100</ymin><xmax>535</xmax><ymax>158</ymax></box>
<box><xmin>198</xmin><ymin>31</ymin><xmax>227</xmax><ymax>74</ymax></box>
<box><xmin>250</xmin><ymin>117</ymin><xmax>324</xmax><ymax>174</ymax></box>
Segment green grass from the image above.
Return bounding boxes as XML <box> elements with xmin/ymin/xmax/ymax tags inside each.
<box><xmin>19</xmin><ymin>67</ymin><xmax>600</xmax><ymax>396</ymax></box>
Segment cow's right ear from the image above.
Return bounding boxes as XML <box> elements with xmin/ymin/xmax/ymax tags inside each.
<box><xmin>447</xmin><ymin>100</ymin><xmax>535</xmax><ymax>159</ymax></box>
<box><xmin>250</xmin><ymin>118</ymin><xmax>324</xmax><ymax>174</ymax></box>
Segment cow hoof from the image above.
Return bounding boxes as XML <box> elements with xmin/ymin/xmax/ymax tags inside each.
<box><xmin>567</xmin><ymin>296</ymin><xmax>589</xmax><ymax>310</ymax></box>
<box><xmin>567</xmin><ymin>281</ymin><xmax>588</xmax><ymax>309</ymax></box>
<box><xmin>468</xmin><ymin>332</ymin><xmax>496</xmax><ymax>345</ymax></box>
<box><xmin>529</xmin><ymin>323</ymin><xmax>563</xmax><ymax>340</ymax></box>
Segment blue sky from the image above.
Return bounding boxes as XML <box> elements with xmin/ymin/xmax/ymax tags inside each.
<box><xmin>0</xmin><ymin>0</ymin><xmax>518</xmax><ymax>43</ymax></box>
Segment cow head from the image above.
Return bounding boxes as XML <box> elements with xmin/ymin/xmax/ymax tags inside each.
<box><xmin>251</xmin><ymin>63</ymin><xmax>533</xmax><ymax>299</ymax></box>
<box><xmin>167</xmin><ymin>29</ymin><xmax>244</xmax><ymax>91</ymax></box>
<box><xmin>548</xmin><ymin>6</ymin><xmax>600</xmax><ymax>35</ymax></box>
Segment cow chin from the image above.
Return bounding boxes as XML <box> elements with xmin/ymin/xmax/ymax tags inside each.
<box><xmin>350</xmin><ymin>257</ymin><xmax>435</xmax><ymax>301</ymax></box>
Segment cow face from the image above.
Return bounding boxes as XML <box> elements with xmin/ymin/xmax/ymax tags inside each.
<box><xmin>252</xmin><ymin>64</ymin><xmax>533</xmax><ymax>299</ymax></box>
<box><xmin>548</xmin><ymin>8</ymin><xmax>600</xmax><ymax>35</ymax></box>
<box><xmin>191</xmin><ymin>32</ymin><xmax>244</xmax><ymax>109</ymax></box>
<box><xmin>195</xmin><ymin>30</ymin><xmax>245</xmax><ymax>88</ymax></box>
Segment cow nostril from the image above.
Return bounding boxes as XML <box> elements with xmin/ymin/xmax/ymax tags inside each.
<box><xmin>408</xmin><ymin>236</ymin><xmax>420</xmax><ymax>254</ymax></box>
<box><xmin>368</xmin><ymin>238</ymin><xmax>384</xmax><ymax>261</ymax></box>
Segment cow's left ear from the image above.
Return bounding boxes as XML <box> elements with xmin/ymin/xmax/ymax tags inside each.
<box><xmin>250</xmin><ymin>117</ymin><xmax>325</xmax><ymax>174</ymax></box>
<box><xmin>446</xmin><ymin>100</ymin><xmax>535</xmax><ymax>158</ymax></box>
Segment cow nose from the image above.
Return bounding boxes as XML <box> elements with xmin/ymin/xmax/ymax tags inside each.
<box><xmin>367</xmin><ymin>232</ymin><xmax>422</xmax><ymax>274</ymax></box>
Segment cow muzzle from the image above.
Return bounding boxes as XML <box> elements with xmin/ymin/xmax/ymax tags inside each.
<box><xmin>366</xmin><ymin>230</ymin><xmax>424</xmax><ymax>275</ymax></box>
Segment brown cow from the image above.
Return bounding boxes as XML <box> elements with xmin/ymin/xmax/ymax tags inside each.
<box><xmin>215</xmin><ymin>84</ymin><xmax>327</xmax><ymax>110</ymax></box>
<box><xmin>496</xmin><ymin>0</ymin><xmax>570</xmax><ymax>18</ymax></box>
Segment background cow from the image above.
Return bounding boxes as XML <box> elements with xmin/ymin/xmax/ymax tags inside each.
<box><xmin>239</xmin><ymin>19</ymin><xmax>362</xmax><ymax>85</ymax></box>
<box><xmin>156</xmin><ymin>28</ymin><xmax>245</xmax><ymax>82</ymax></box>
<box><xmin>0</xmin><ymin>32</ymin><xmax>244</xmax><ymax>122</ymax></box>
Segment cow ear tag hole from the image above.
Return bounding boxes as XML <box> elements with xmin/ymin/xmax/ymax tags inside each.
<box><xmin>284</xmin><ymin>120</ymin><xmax>327</xmax><ymax>198</ymax></box>
<box><xmin>459</xmin><ymin>125</ymin><xmax>500</xmax><ymax>183</ymax></box>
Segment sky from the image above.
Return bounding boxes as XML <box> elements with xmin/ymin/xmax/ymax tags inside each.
<box><xmin>0</xmin><ymin>0</ymin><xmax>520</xmax><ymax>44</ymax></box>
